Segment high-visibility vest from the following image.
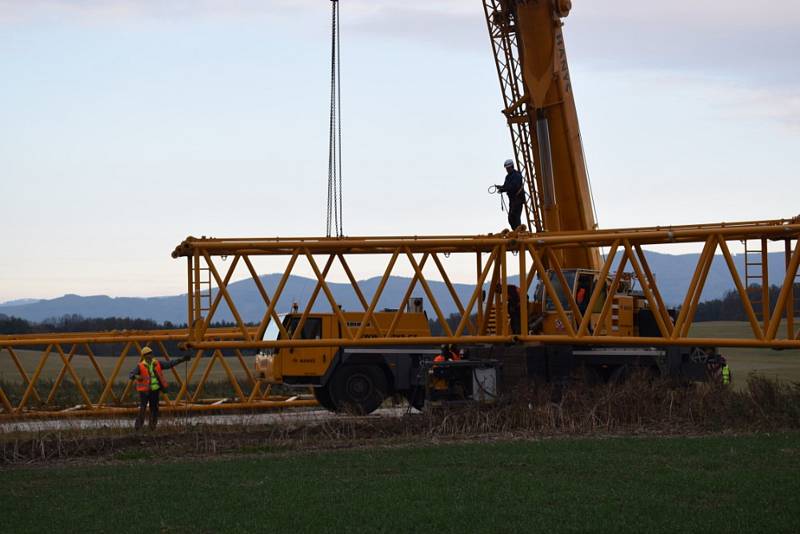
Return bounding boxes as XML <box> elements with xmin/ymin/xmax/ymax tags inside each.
<box><xmin>721</xmin><ymin>365</ymin><xmax>731</xmax><ymax>385</ymax></box>
<box><xmin>136</xmin><ymin>359</ymin><xmax>167</xmax><ymax>392</ymax></box>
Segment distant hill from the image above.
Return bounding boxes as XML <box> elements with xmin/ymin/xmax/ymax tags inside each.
<box><xmin>0</xmin><ymin>298</ymin><xmax>42</xmax><ymax>307</ymax></box>
<box><xmin>0</xmin><ymin>251</ymin><xmax>790</xmax><ymax>324</ymax></box>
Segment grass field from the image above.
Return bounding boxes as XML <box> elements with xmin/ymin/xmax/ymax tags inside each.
<box><xmin>2</xmin><ymin>433</ymin><xmax>799</xmax><ymax>533</ymax></box>
<box><xmin>690</xmin><ymin>322</ymin><xmax>800</xmax><ymax>384</ymax></box>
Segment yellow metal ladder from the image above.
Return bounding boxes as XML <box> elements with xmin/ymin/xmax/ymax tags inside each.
<box><xmin>743</xmin><ymin>238</ymin><xmax>770</xmax><ymax>327</ymax></box>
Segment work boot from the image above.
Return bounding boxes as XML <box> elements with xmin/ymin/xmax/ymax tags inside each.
<box><xmin>134</xmin><ymin>410</ymin><xmax>146</xmax><ymax>431</ymax></box>
<box><xmin>148</xmin><ymin>415</ymin><xmax>158</xmax><ymax>430</ymax></box>
<box><xmin>515</xmin><ymin>224</ymin><xmax>527</xmax><ymax>233</ymax></box>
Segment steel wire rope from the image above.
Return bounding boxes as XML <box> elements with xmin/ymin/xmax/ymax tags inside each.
<box><xmin>326</xmin><ymin>0</ymin><xmax>344</xmax><ymax>238</ymax></box>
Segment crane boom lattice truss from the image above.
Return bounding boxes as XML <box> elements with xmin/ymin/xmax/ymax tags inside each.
<box><xmin>483</xmin><ymin>0</ymin><xmax>543</xmax><ymax>232</ymax></box>
<box><xmin>173</xmin><ymin>219</ymin><xmax>800</xmax><ymax>352</ymax></box>
<box><xmin>0</xmin><ymin>329</ymin><xmax>317</xmax><ymax>419</ymax></box>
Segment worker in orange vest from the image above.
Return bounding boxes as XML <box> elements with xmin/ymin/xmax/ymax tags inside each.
<box><xmin>128</xmin><ymin>347</ymin><xmax>190</xmax><ymax>430</ymax></box>
<box><xmin>434</xmin><ymin>344</ymin><xmax>462</xmax><ymax>363</ymax></box>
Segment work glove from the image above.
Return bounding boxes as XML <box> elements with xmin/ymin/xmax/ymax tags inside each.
<box><xmin>180</xmin><ymin>354</ymin><xmax>192</xmax><ymax>363</ymax></box>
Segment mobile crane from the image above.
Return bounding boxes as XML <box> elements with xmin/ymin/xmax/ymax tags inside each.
<box><xmin>173</xmin><ymin>1</ymin><xmax>799</xmax><ymax>414</ymax></box>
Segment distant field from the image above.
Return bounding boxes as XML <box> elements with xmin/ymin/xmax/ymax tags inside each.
<box><xmin>690</xmin><ymin>321</ymin><xmax>800</xmax><ymax>385</ymax></box>
<box><xmin>0</xmin><ymin>349</ymin><xmax>255</xmax><ymax>384</ymax></box>
<box><xmin>2</xmin><ymin>433</ymin><xmax>799</xmax><ymax>533</ymax></box>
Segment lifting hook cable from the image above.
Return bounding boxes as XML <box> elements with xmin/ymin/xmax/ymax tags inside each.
<box><xmin>326</xmin><ymin>0</ymin><xmax>344</xmax><ymax>238</ymax></box>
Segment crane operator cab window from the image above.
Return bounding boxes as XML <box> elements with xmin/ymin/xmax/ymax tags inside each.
<box><xmin>285</xmin><ymin>316</ymin><xmax>323</xmax><ymax>340</ymax></box>
<box><xmin>539</xmin><ymin>270</ymin><xmax>607</xmax><ymax>315</ymax></box>
<box><xmin>541</xmin><ymin>270</ymin><xmax>577</xmax><ymax>312</ymax></box>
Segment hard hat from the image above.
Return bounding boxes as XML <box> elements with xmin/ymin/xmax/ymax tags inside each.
<box><xmin>504</xmin><ymin>159</ymin><xmax>514</xmax><ymax>168</ymax></box>
<box><xmin>141</xmin><ymin>347</ymin><xmax>153</xmax><ymax>357</ymax></box>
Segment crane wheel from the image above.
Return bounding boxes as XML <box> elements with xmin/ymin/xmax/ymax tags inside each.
<box><xmin>329</xmin><ymin>365</ymin><xmax>387</xmax><ymax>415</ymax></box>
<box><xmin>313</xmin><ymin>385</ymin><xmax>337</xmax><ymax>412</ymax></box>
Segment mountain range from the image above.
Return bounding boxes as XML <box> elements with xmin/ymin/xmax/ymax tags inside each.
<box><xmin>0</xmin><ymin>251</ymin><xmax>791</xmax><ymax>324</ymax></box>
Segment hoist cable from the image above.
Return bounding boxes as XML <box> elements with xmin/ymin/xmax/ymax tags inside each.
<box><xmin>326</xmin><ymin>0</ymin><xmax>343</xmax><ymax>238</ymax></box>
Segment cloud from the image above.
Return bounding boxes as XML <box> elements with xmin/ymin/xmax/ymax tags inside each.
<box><xmin>3</xmin><ymin>1</ymin><xmax>798</xmax><ymax>90</ymax></box>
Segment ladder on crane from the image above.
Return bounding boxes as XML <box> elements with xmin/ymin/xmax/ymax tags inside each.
<box><xmin>483</xmin><ymin>0</ymin><xmax>543</xmax><ymax>232</ymax></box>
<box><xmin>743</xmin><ymin>238</ymin><xmax>770</xmax><ymax>328</ymax></box>
<box><xmin>744</xmin><ymin>237</ymin><xmax>800</xmax><ymax>338</ymax></box>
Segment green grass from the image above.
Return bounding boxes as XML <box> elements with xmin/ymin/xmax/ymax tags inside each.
<box><xmin>2</xmin><ymin>433</ymin><xmax>800</xmax><ymax>533</ymax></box>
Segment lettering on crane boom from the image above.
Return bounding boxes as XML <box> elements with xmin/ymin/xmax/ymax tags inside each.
<box><xmin>555</xmin><ymin>31</ymin><xmax>571</xmax><ymax>93</ymax></box>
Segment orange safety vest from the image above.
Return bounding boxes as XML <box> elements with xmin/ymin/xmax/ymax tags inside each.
<box><xmin>433</xmin><ymin>355</ymin><xmax>446</xmax><ymax>363</ymax></box>
<box><xmin>136</xmin><ymin>359</ymin><xmax>167</xmax><ymax>392</ymax></box>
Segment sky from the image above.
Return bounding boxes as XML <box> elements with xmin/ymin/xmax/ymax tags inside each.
<box><xmin>1</xmin><ymin>0</ymin><xmax>798</xmax><ymax>303</ymax></box>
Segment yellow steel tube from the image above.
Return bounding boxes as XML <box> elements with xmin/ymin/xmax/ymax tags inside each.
<box><xmin>681</xmin><ymin>239</ymin><xmax>718</xmax><ymax>338</ymax></box>
<box><xmin>254</xmin><ymin>252</ymin><xmax>298</xmax><ymax>341</ymax></box>
<box><xmin>386</xmin><ymin>253</ymin><xmax>430</xmax><ymax>336</ymax></box>
<box><xmin>577</xmin><ymin>242</ymin><xmax>620</xmax><ymax>336</ymax></box>
<box><xmin>215</xmin><ymin>350</ymin><xmax>246</xmax><ymax>402</ymax></box>
<box><xmin>189</xmin><ymin>334</ymin><xmax>800</xmax><ymax>351</ymax></box>
<box><xmin>592</xmin><ymin>254</ymin><xmax>629</xmax><ymax>338</ymax></box>
<box><xmin>234</xmin><ymin>349</ymin><xmax>256</xmax><ymax>388</ymax></box>
<box><xmin>634</xmin><ymin>244</ymin><xmax>674</xmax><ymax>335</ymax></box>
<box><xmin>84</xmin><ymin>343</ymin><xmax>117</xmax><ymax>403</ymax></box>
<box><xmin>786</xmin><ymin>238</ymin><xmax>795</xmax><ymax>340</ymax></box>
<box><xmin>190</xmin><ymin>350</ymin><xmax>220</xmax><ymax>402</ymax></box>
<box><xmin>546</xmin><ymin>247</ymin><xmax>583</xmax><ymax>327</ymax></box>
<box><xmin>46</xmin><ymin>343</ymin><xmax>79</xmax><ymax>405</ymax></box>
<box><xmin>199</xmin><ymin>254</ymin><xmax>242</xmax><ymax>335</ymax></box>
<box><xmin>97</xmin><ymin>342</ymin><xmax>133</xmax><ymax>406</ymax></box>
<box><xmin>303</xmin><ymin>249</ymin><xmax>354</xmax><ymax>340</ymax></box>
<box><xmin>353</xmin><ymin>251</ymin><xmax>399</xmax><ymax>339</ymax></box>
<box><xmin>291</xmin><ymin>254</ymin><xmax>335</xmax><ymax>341</ymax></box>
<box><xmin>7</xmin><ymin>347</ymin><xmax>44</xmax><ymax>404</ymax></box>
<box><xmin>767</xmin><ymin>239</ymin><xmax>800</xmax><ymax>340</ymax></box>
<box><xmin>455</xmin><ymin>249</ymin><xmax>498</xmax><ymax>337</ymax></box>
<box><xmin>531</xmin><ymin>248</ymin><xmax>576</xmax><ymax>337</ymax></box>
<box><xmin>433</xmin><ymin>253</ymin><xmax>476</xmax><ymax>335</ymax></box>
<box><xmin>0</xmin><ymin>386</ymin><xmax>12</xmax><ymax>413</ymax></box>
<box><xmin>0</xmin><ymin>399</ymin><xmax>320</xmax><ymax>421</ymax></box>
<box><xmin>405</xmin><ymin>247</ymin><xmax>454</xmax><ymax>337</ymax></box>
<box><xmin>203</xmin><ymin>253</ymin><xmax>251</xmax><ymax>341</ymax></box>
<box><xmin>672</xmin><ymin>237</ymin><xmax>715</xmax><ymax>338</ymax></box>
<box><xmin>173</xmin><ymin>350</ymin><xmax>205</xmax><ymax>403</ymax></box>
<box><xmin>54</xmin><ymin>343</ymin><xmax>94</xmax><ymax>408</ymax></box>
<box><xmin>17</xmin><ymin>345</ymin><xmax>52</xmax><ymax>411</ymax></box>
<box><xmin>624</xmin><ymin>241</ymin><xmax>671</xmax><ymax>338</ymax></box>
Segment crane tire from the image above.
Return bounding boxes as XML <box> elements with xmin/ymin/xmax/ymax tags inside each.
<box><xmin>329</xmin><ymin>364</ymin><xmax>387</xmax><ymax>415</ymax></box>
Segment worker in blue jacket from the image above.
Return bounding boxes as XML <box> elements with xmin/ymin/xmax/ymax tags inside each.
<box><xmin>496</xmin><ymin>159</ymin><xmax>526</xmax><ymax>231</ymax></box>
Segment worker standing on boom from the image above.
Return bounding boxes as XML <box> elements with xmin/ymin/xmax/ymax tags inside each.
<box><xmin>496</xmin><ymin>159</ymin><xmax>525</xmax><ymax>231</ymax></box>
<box><xmin>129</xmin><ymin>347</ymin><xmax>190</xmax><ymax>430</ymax></box>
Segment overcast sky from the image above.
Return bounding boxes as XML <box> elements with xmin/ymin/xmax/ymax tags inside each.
<box><xmin>1</xmin><ymin>0</ymin><xmax>798</xmax><ymax>302</ymax></box>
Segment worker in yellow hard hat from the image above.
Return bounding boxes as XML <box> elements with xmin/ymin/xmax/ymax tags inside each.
<box><xmin>128</xmin><ymin>346</ymin><xmax>190</xmax><ymax>430</ymax></box>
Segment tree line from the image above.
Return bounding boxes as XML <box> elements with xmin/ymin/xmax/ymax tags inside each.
<box><xmin>0</xmin><ymin>314</ymin><xmax>182</xmax><ymax>335</ymax></box>
<box><xmin>693</xmin><ymin>284</ymin><xmax>800</xmax><ymax>322</ymax></box>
